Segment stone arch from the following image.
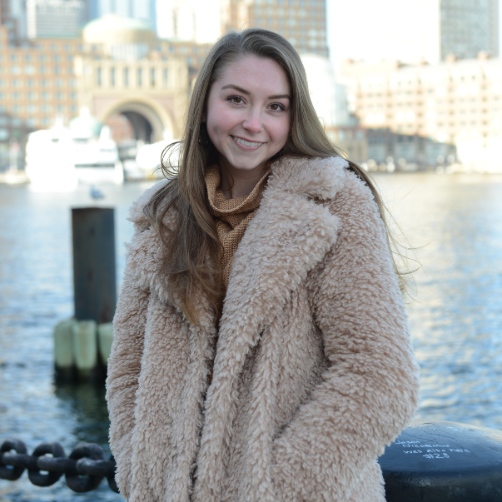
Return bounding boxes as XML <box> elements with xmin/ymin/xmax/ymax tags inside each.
<box><xmin>97</xmin><ymin>95</ymin><xmax>177</xmax><ymax>143</ymax></box>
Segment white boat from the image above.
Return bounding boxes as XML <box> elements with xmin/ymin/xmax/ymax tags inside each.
<box><xmin>25</xmin><ymin>114</ymin><xmax>124</xmax><ymax>190</ymax></box>
<box><xmin>72</xmin><ymin>126</ymin><xmax>124</xmax><ymax>185</ymax></box>
<box><xmin>25</xmin><ymin>121</ymin><xmax>79</xmax><ymax>192</ymax></box>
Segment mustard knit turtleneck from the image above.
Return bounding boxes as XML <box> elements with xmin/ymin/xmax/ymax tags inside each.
<box><xmin>205</xmin><ymin>165</ymin><xmax>270</xmax><ymax>290</ymax></box>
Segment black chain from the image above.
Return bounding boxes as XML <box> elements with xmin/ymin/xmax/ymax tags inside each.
<box><xmin>0</xmin><ymin>438</ymin><xmax>119</xmax><ymax>493</ymax></box>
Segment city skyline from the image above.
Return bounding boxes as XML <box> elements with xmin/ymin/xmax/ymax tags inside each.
<box><xmin>6</xmin><ymin>0</ymin><xmax>502</xmax><ymax>63</ymax></box>
<box><xmin>327</xmin><ymin>0</ymin><xmax>502</xmax><ymax>64</ymax></box>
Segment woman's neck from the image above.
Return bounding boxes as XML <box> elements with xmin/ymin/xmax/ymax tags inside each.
<box><xmin>218</xmin><ymin>162</ymin><xmax>269</xmax><ymax>199</ymax></box>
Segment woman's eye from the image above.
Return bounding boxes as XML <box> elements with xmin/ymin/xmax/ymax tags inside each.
<box><xmin>227</xmin><ymin>95</ymin><xmax>244</xmax><ymax>104</ymax></box>
<box><xmin>270</xmin><ymin>103</ymin><xmax>286</xmax><ymax>112</ymax></box>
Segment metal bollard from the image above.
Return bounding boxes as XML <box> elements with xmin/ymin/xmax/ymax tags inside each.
<box><xmin>379</xmin><ymin>421</ymin><xmax>502</xmax><ymax>501</ymax></box>
<box><xmin>71</xmin><ymin>207</ymin><xmax>116</xmax><ymax>324</ymax></box>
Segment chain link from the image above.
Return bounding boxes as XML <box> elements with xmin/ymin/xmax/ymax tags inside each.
<box><xmin>0</xmin><ymin>438</ymin><xmax>118</xmax><ymax>493</ymax></box>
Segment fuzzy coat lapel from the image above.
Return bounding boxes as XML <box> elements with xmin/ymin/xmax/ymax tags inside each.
<box><xmin>127</xmin><ymin>155</ymin><xmax>347</xmax><ymax>331</ymax></box>
<box><xmin>193</xmin><ymin>155</ymin><xmax>348</xmax><ymax>499</ymax></box>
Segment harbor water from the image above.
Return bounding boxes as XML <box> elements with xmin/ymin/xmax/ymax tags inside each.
<box><xmin>1</xmin><ymin>172</ymin><xmax>502</xmax><ymax>501</ymax></box>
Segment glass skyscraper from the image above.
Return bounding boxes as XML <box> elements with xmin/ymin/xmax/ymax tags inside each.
<box><xmin>440</xmin><ymin>0</ymin><xmax>499</xmax><ymax>59</ymax></box>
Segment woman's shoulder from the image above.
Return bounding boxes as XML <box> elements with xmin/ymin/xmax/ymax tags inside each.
<box><xmin>269</xmin><ymin>155</ymin><xmax>375</xmax><ymax>207</ymax></box>
<box><xmin>127</xmin><ymin>179</ymin><xmax>170</xmax><ymax>229</ymax></box>
<box><xmin>269</xmin><ymin>155</ymin><xmax>349</xmax><ymax>201</ymax></box>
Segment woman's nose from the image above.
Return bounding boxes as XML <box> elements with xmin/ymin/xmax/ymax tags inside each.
<box><xmin>242</xmin><ymin>110</ymin><xmax>263</xmax><ymax>133</ymax></box>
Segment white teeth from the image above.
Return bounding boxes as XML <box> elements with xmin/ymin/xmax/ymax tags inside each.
<box><xmin>234</xmin><ymin>137</ymin><xmax>262</xmax><ymax>148</ymax></box>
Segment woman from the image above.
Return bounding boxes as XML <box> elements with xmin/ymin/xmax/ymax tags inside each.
<box><xmin>106</xmin><ymin>28</ymin><xmax>420</xmax><ymax>502</ymax></box>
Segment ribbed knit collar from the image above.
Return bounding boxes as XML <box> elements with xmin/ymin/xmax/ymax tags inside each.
<box><xmin>205</xmin><ymin>165</ymin><xmax>270</xmax><ymax>226</ymax></box>
<box><xmin>205</xmin><ymin>164</ymin><xmax>270</xmax><ymax>290</ymax></box>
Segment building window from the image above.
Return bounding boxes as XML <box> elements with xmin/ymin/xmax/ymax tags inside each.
<box><xmin>110</xmin><ymin>67</ymin><xmax>116</xmax><ymax>87</ymax></box>
<box><xmin>97</xmin><ymin>67</ymin><xmax>102</xmax><ymax>86</ymax></box>
<box><xmin>137</xmin><ymin>68</ymin><xmax>143</xmax><ymax>86</ymax></box>
<box><xmin>150</xmin><ymin>67</ymin><xmax>156</xmax><ymax>87</ymax></box>
<box><xmin>124</xmin><ymin>68</ymin><xmax>129</xmax><ymax>87</ymax></box>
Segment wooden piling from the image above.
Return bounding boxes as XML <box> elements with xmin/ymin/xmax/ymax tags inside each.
<box><xmin>72</xmin><ymin>320</ymin><xmax>98</xmax><ymax>381</ymax></box>
<box><xmin>71</xmin><ymin>207</ymin><xmax>116</xmax><ymax>325</ymax></box>
<box><xmin>53</xmin><ymin>207</ymin><xmax>117</xmax><ymax>383</ymax></box>
<box><xmin>53</xmin><ymin>319</ymin><xmax>76</xmax><ymax>381</ymax></box>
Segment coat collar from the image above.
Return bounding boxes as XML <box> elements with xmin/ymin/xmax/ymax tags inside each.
<box><xmin>127</xmin><ymin>155</ymin><xmax>348</xmax><ymax>222</ymax></box>
<box><xmin>267</xmin><ymin>154</ymin><xmax>347</xmax><ymax>200</ymax></box>
<box><xmin>127</xmin><ymin>155</ymin><xmax>348</xmax><ymax>316</ymax></box>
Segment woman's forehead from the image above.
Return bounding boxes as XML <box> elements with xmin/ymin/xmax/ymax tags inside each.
<box><xmin>213</xmin><ymin>55</ymin><xmax>291</xmax><ymax>94</ymax></box>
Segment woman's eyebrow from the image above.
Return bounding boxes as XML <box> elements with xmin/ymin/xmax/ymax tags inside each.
<box><xmin>221</xmin><ymin>84</ymin><xmax>290</xmax><ymax>100</ymax></box>
<box><xmin>221</xmin><ymin>84</ymin><xmax>250</xmax><ymax>94</ymax></box>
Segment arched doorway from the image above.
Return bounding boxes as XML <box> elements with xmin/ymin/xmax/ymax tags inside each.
<box><xmin>99</xmin><ymin>100</ymin><xmax>176</xmax><ymax>180</ymax></box>
<box><xmin>100</xmin><ymin>99</ymin><xmax>175</xmax><ymax>144</ymax></box>
<box><xmin>105</xmin><ymin>111</ymin><xmax>154</xmax><ymax>144</ymax></box>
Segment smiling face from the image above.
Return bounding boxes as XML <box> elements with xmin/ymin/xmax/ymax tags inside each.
<box><xmin>205</xmin><ymin>54</ymin><xmax>292</xmax><ymax>181</ymax></box>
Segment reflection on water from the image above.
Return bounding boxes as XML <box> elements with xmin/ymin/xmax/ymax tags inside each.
<box><xmin>1</xmin><ymin>173</ymin><xmax>502</xmax><ymax>500</ymax></box>
<box><xmin>375</xmin><ymin>173</ymin><xmax>502</xmax><ymax>428</ymax></box>
<box><xmin>54</xmin><ymin>383</ymin><xmax>110</xmax><ymax>445</ymax></box>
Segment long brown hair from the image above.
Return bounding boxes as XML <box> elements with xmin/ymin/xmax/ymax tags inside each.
<box><xmin>144</xmin><ymin>28</ymin><xmax>396</xmax><ymax>323</ymax></box>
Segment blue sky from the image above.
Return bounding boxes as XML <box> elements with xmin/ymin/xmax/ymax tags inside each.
<box><xmin>327</xmin><ymin>0</ymin><xmax>502</xmax><ymax>63</ymax></box>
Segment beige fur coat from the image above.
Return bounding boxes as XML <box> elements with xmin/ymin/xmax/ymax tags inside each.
<box><xmin>106</xmin><ymin>155</ymin><xmax>420</xmax><ymax>502</ymax></box>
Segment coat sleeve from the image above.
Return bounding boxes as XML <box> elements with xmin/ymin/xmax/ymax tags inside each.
<box><xmin>272</xmin><ymin>172</ymin><xmax>420</xmax><ymax>500</ymax></box>
<box><xmin>105</xmin><ymin>231</ymin><xmax>150</xmax><ymax>500</ymax></box>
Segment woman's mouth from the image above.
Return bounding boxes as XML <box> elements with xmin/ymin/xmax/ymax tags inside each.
<box><xmin>232</xmin><ymin>136</ymin><xmax>264</xmax><ymax>149</ymax></box>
